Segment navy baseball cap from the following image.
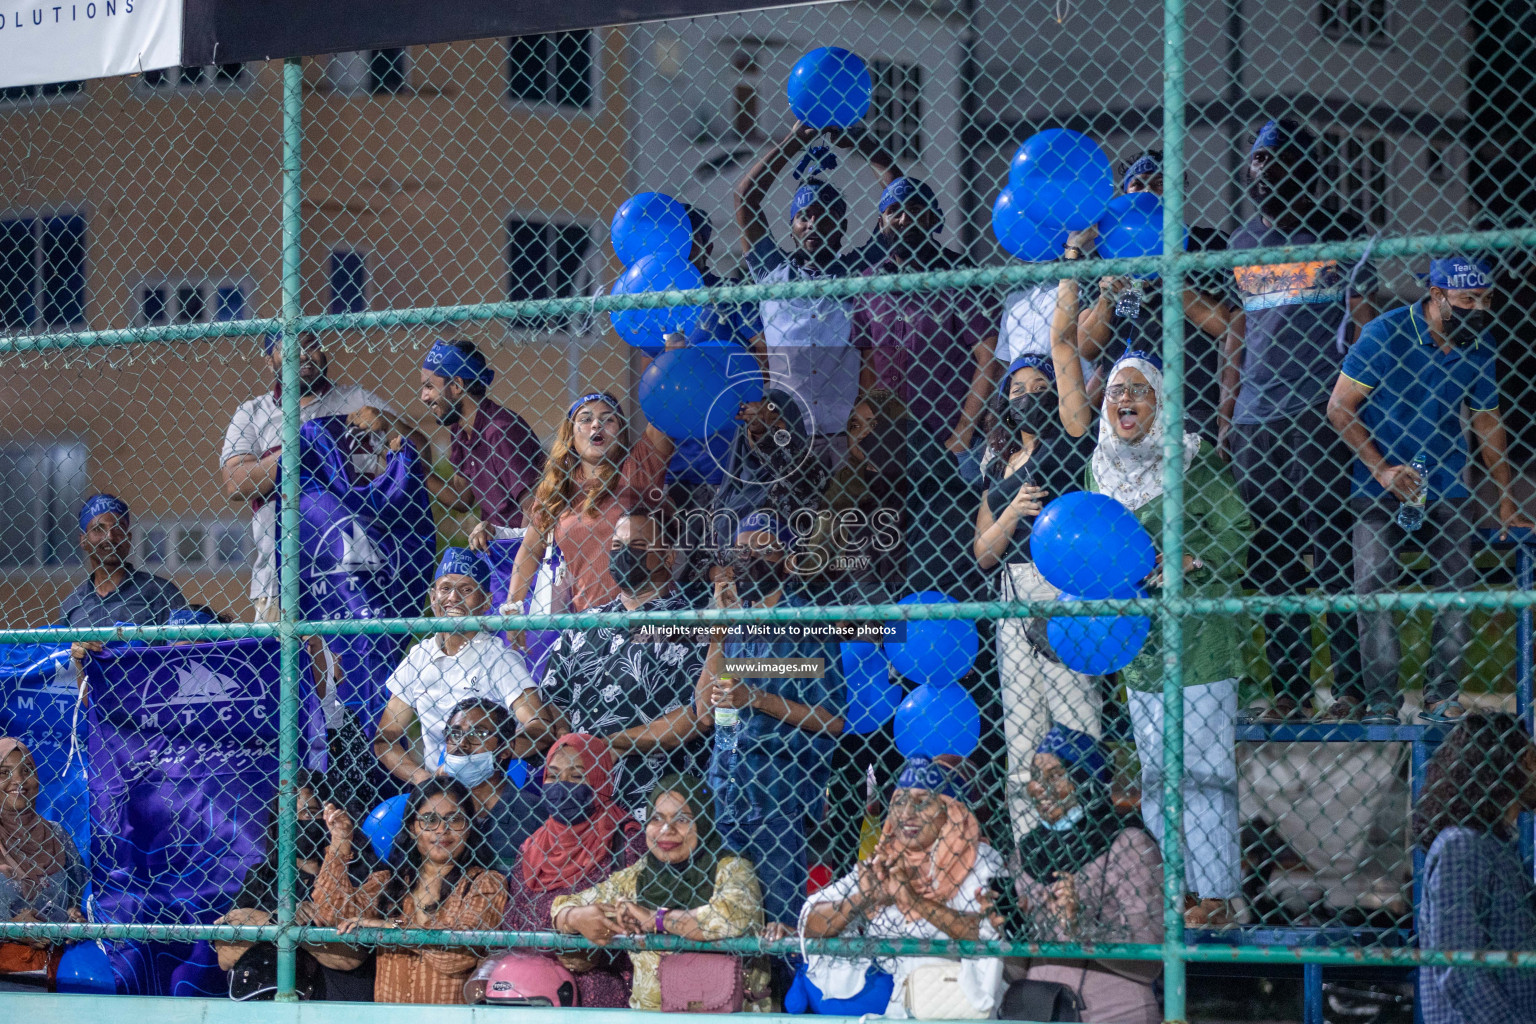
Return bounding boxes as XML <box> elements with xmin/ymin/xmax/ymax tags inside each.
<box><xmin>1249</xmin><ymin>118</ymin><xmax>1318</xmax><ymax>160</ymax></box>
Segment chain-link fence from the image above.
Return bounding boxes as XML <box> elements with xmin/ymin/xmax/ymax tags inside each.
<box><xmin>1</xmin><ymin>0</ymin><xmax>1534</xmax><ymax>1018</ymax></box>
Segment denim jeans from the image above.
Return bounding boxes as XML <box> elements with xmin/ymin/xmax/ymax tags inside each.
<box><xmin>1351</xmin><ymin>498</ymin><xmax>1475</xmax><ymax>706</ymax></box>
<box><xmin>719</xmin><ymin>816</ymin><xmax>807</xmax><ymax>928</ymax></box>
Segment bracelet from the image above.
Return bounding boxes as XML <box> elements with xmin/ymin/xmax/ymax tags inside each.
<box><xmin>655</xmin><ymin>907</ymin><xmax>669</xmax><ymax>935</ymax></box>
<box><xmin>1063</xmin><ymin>245</ymin><xmax>1085</xmax><ymax>259</ymax></box>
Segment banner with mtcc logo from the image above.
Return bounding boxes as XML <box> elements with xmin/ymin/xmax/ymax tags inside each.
<box><xmin>0</xmin><ymin>0</ymin><xmax>181</xmax><ymax>90</ymax></box>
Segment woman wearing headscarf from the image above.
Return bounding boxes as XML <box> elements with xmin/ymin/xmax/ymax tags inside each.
<box><xmin>500</xmin><ymin>733</ymin><xmax>645</xmax><ymax>1008</ymax></box>
<box><xmin>1013</xmin><ymin>725</ymin><xmax>1163</xmax><ymax>1023</ymax></box>
<box><xmin>0</xmin><ymin>738</ymin><xmax>85</xmax><ymax>987</ymax></box>
<box><xmin>974</xmin><ymin>280</ymin><xmax>1098</xmax><ymax>843</ymax></box>
<box><xmin>1086</xmin><ymin>349</ymin><xmax>1252</xmax><ymax>927</ymax></box>
<box><xmin>551</xmin><ymin>773</ymin><xmax>770</xmax><ymax>1011</ymax></box>
<box><xmin>797</xmin><ymin>756</ymin><xmax>1005</xmax><ymax>1019</ymax></box>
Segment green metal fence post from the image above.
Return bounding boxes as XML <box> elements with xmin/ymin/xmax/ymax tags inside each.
<box><xmin>1160</xmin><ymin>0</ymin><xmax>1190</xmax><ymax>1019</ymax></box>
<box><xmin>274</xmin><ymin>54</ymin><xmax>306</xmax><ymax>1003</ymax></box>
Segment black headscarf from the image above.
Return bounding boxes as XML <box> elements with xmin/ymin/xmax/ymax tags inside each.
<box><xmin>1015</xmin><ymin>726</ymin><xmax>1127</xmax><ymax>882</ymax></box>
<box><xmin>634</xmin><ymin>774</ymin><xmax>728</xmax><ymax>910</ymax></box>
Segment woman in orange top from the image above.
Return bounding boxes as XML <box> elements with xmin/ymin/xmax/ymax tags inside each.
<box><xmin>314</xmin><ymin>779</ymin><xmax>507</xmax><ymax>1004</ymax></box>
<box><xmin>505</xmin><ymin>391</ymin><xmax>676</xmax><ymax>619</ymax></box>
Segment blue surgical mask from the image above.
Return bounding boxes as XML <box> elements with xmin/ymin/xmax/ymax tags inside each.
<box><xmin>1042</xmin><ymin>804</ymin><xmax>1085</xmax><ymax>831</ymax></box>
<box><xmin>441</xmin><ymin>750</ymin><xmax>498</xmax><ymax>788</ymax></box>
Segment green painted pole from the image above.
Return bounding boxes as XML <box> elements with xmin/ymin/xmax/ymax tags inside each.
<box><xmin>1160</xmin><ymin>0</ymin><xmax>1190</xmax><ymax>1018</ymax></box>
<box><xmin>274</xmin><ymin>54</ymin><xmax>305</xmax><ymax>1003</ymax></box>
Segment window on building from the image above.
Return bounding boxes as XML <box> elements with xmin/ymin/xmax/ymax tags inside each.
<box><xmin>1318</xmin><ymin>0</ymin><xmax>1391</xmax><ymax>44</ymax></box>
<box><xmin>1425</xmin><ymin>139</ymin><xmax>1453</xmax><ymax>186</ymax></box>
<box><xmin>0</xmin><ymin>214</ymin><xmax>87</xmax><ymax>331</ymax></box>
<box><xmin>142</xmin><ymin>64</ymin><xmax>246</xmax><ymax>89</ymax></box>
<box><xmin>0</xmin><ymin>80</ymin><xmax>82</xmax><ymax>102</ymax></box>
<box><xmin>137</xmin><ymin>276</ymin><xmax>250</xmax><ymax>326</ymax></box>
<box><xmin>1321</xmin><ymin>130</ymin><xmax>1391</xmax><ymax>229</ymax></box>
<box><xmin>329</xmin><ymin>251</ymin><xmax>368</xmax><ymax>314</ymax></box>
<box><xmin>508</xmin><ymin>31</ymin><xmax>595</xmax><ymax>109</ymax></box>
<box><xmin>506</xmin><ymin>219</ymin><xmax>592</xmax><ymax>327</ymax></box>
<box><xmin>867</xmin><ymin>60</ymin><xmax>924</xmax><ymax>161</ymax></box>
<box><xmin>136</xmin><ymin>519</ymin><xmax>247</xmax><ymax>571</ymax></box>
<box><xmin>368</xmin><ymin>49</ymin><xmax>409</xmax><ymax>95</ymax></box>
<box><xmin>0</xmin><ymin>441</ymin><xmax>88</xmax><ymax>569</ymax></box>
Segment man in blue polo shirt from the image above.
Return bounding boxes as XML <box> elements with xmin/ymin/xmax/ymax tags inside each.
<box><xmin>1328</xmin><ymin>257</ymin><xmax>1532</xmax><ymax>723</ymax></box>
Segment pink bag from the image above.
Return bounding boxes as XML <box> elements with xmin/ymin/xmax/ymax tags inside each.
<box><xmin>659</xmin><ymin>952</ymin><xmax>744</xmax><ymax>1013</ymax></box>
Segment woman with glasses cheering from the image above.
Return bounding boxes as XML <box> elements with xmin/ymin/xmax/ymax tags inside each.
<box><xmin>551</xmin><ymin>773</ymin><xmax>770</xmax><ymax>1011</ymax></box>
<box><xmin>314</xmin><ymin>779</ymin><xmax>508</xmax><ymax>1003</ymax></box>
<box><xmin>1086</xmin><ymin>349</ymin><xmax>1252</xmax><ymax>927</ymax></box>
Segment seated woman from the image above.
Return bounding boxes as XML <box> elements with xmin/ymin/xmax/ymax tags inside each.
<box><xmin>501</xmin><ymin>733</ymin><xmax>644</xmax><ymax>1008</ymax></box>
<box><xmin>1014</xmin><ymin>726</ymin><xmax>1163</xmax><ymax>1024</ymax></box>
<box><xmin>552</xmin><ymin>773</ymin><xmax>770</xmax><ymax>1011</ymax></box>
<box><xmin>214</xmin><ymin>771</ymin><xmax>379</xmax><ymax>1001</ymax></box>
<box><xmin>796</xmin><ymin>756</ymin><xmax>1004</xmax><ymax>1019</ymax></box>
<box><xmin>0</xmin><ymin>738</ymin><xmax>85</xmax><ymax>988</ymax></box>
<box><xmin>314</xmin><ymin>779</ymin><xmax>508</xmax><ymax>1005</ymax></box>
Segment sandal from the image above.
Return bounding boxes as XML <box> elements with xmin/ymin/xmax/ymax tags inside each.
<box><xmin>1419</xmin><ymin>698</ymin><xmax>1467</xmax><ymax>724</ymax></box>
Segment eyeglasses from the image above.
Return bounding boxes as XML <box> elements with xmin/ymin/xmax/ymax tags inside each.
<box><xmin>445</xmin><ymin>725</ymin><xmax>498</xmax><ymax>744</ymax></box>
<box><xmin>416</xmin><ymin>812</ymin><xmax>470</xmax><ymax>832</ymax></box>
<box><xmin>1105</xmin><ymin>382</ymin><xmax>1155</xmax><ymax>401</ymax></box>
<box><xmin>647</xmin><ymin>812</ymin><xmax>696</xmax><ymax>832</ymax></box>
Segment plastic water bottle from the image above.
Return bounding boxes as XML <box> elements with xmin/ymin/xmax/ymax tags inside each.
<box><xmin>713</xmin><ymin>675</ymin><xmax>740</xmax><ymax>785</ymax></box>
<box><xmin>1114</xmin><ymin>280</ymin><xmax>1143</xmax><ymax>320</ymax></box>
<box><xmin>1395</xmin><ymin>452</ymin><xmax>1428</xmax><ymax>532</ymax></box>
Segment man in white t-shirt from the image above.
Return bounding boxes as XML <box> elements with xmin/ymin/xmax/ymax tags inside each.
<box><xmin>735</xmin><ymin>121</ymin><xmax>901</xmax><ymax>456</ymax></box>
<box><xmin>220</xmin><ymin>332</ymin><xmax>417</xmax><ymax>621</ymax></box>
<box><xmin>374</xmin><ymin>547</ymin><xmax>550</xmax><ymax>786</ymax></box>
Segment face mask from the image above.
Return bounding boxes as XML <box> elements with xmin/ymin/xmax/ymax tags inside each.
<box><xmin>1441</xmin><ymin>302</ymin><xmax>1493</xmax><ymax>346</ymax></box>
<box><xmin>608</xmin><ymin>546</ymin><xmax>657</xmax><ymax>592</ymax></box>
<box><xmin>1002</xmin><ymin>390</ymin><xmax>1059</xmax><ymax>436</ymax></box>
<box><xmin>1247</xmin><ymin>160</ymin><xmax>1307</xmax><ymax>221</ymax></box>
<box><xmin>295</xmin><ymin>818</ymin><xmax>330</xmax><ymax>862</ymax></box>
<box><xmin>734</xmin><ymin>558</ymin><xmax>783</xmax><ymax>605</ymax></box>
<box><xmin>441</xmin><ymin>750</ymin><xmax>498</xmax><ymax>788</ymax></box>
<box><xmin>543</xmin><ymin>781</ymin><xmax>597</xmax><ymax>825</ymax></box>
<box><xmin>1042</xmin><ymin>804</ymin><xmax>1086</xmax><ymax>831</ymax></box>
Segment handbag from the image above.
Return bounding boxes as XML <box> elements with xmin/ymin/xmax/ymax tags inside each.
<box><xmin>1000</xmin><ymin>977</ymin><xmax>1084</xmax><ymax>1022</ymax></box>
<box><xmin>901</xmin><ymin>962</ymin><xmax>992</xmax><ymax>1020</ymax></box>
<box><xmin>659</xmin><ymin>952</ymin><xmax>744</xmax><ymax>1013</ymax></box>
<box><xmin>785</xmin><ymin>959</ymin><xmax>895</xmax><ymax>1015</ymax></box>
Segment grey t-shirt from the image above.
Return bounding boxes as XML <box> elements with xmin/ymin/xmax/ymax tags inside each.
<box><xmin>57</xmin><ymin>567</ymin><xmax>189</xmax><ymax>628</ymax></box>
<box><xmin>1228</xmin><ymin>211</ymin><xmax>1375</xmax><ymax>425</ymax></box>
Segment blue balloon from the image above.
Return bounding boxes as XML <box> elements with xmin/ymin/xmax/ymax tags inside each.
<box><xmin>639</xmin><ymin>346</ymin><xmax>764</xmax><ymax>440</ymax></box>
<box><xmin>57</xmin><ymin>941</ymin><xmax>117</xmax><ymax>994</ymax></box>
<box><xmin>362</xmin><ymin>794</ymin><xmax>410</xmax><ymax>862</ymax></box>
<box><xmin>610</xmin><ymin>192</ymin><xmax>692</xmax><ymax>266</ymax></box>
<box><xmin>1046</xmin><ymin>588</ymin><xmax>1152</xmax><ymax>675</ymax></box>
<box><xmin>894</xmin><ymin>682</ymin><xmax>981</xmax><ymax>758</ymax></box>
<box><xmin>991</xmin><ymin>186</ymin><xmax>1069</xmax><ymax>262</ymax></box>
<box><xmin>609</xmin><ymin>254</ymin><xmax>705</xmax><ymax>351</ymax></box>
<box><xmin>786</xmin><ymin>47</ymin><xmax>872</xmax><ymax>130</ymax></box>
<box><xmin>1096</xmin><ymin>192</ymin><xmax>1187</xmax><ymax>276</ymax></box>
<box><xmin>1008</xmin><ymin>129</ymin><xmax>1114</xmax><ymax>231</ymax></box>
<box><xmin>886</xmin><ymin>592</ymin><xmax>979</xmax><ymax>686</ymax></box>
<box><xmin>841</xmin><ymin>641</ymin><xmax>903</xmax><ymax>734</ymax></box>
<box><xmin>1031</xmin><ymin>491</ymin><xmax>1157</xmax><ymax>597</ymax></box>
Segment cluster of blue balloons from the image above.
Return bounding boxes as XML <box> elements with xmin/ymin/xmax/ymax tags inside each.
<box><xmin>841</xmin><ymin>593</ymin><xmax>984</xmax><ymax>759</ymax></box>
<box><xmin>1031</xmin><ymin>492</ymin><xmax>1157</xmax><ymax>674</ymax></box>
<box><xmin>608</xmin><ymin>193</ymin><xmax>704</xmax><ymax>354</ymax></box>
<box><xmin>990</xmin><ymin>128</ymin><xmax>1181</xmax><ymax>269</ymax></box>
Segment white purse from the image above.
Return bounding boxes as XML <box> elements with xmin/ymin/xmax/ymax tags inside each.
<box><xmin>902</xmin><ymin>962</ymin><xmax>992</xmax><ymax>1020</ymax></box>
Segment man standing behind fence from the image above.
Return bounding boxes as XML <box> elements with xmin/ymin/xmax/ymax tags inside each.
<box><xmin>1221</xmin><ymin>120</ymin><xmax>1374</xmax><ymax>723</ymax></box>
<box><xmin>221</xmin><ymin>332</ymin><xmax>412</xmax><ymax>621</ymax></box>
<box><xmin>418</xmin><ymin>338</ymin><xmax>543</xmax><ymax>552</ymax></box>
<box><xmin>1328</xmin><ymin>257</ymin><xmax>1532</xmax><ymax>723</ymax></box>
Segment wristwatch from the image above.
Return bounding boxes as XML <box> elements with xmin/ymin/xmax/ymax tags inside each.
<box><xmin>1063</xmin><ymin>245</ymin><xmax>1085</xmax><ymax>260</ymax></box>
<box><xmin>655</xmin><ymin>907</ymin><xmax>670</xmax><ymax>935</ymax></box>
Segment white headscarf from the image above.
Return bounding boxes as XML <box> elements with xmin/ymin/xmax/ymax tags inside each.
<box><xmin>1091</xmin><ymin>354</ymin><xmax>1202</xmax><ymax>512</ymax></box>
